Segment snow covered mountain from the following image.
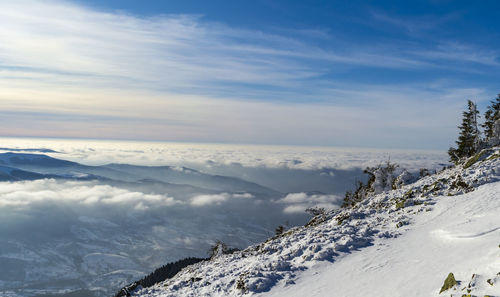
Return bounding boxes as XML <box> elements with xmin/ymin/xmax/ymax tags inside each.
<box><xmin>129</xmin><ymin>147</ymin><xmax>500</xmax><ymax>297</ymax></box>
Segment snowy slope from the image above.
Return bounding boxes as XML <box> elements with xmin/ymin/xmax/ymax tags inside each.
<box><xmin>262</xmin><ymin>181</ymin><xmax>500</xmax><ymax>297</ymax></box>
<box><xmin>131</xmin><ymin>147</ymin><xmax>500</xmax><ymax>297</ymax></box>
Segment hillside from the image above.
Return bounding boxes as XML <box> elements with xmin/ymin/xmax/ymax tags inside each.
<box><xmin>129</xmin><ymin>147</ymin><xmax>500</xmax><ymax>297</ymax></box>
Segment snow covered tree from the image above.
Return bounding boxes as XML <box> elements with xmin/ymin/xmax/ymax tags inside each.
<box><xmin>392</xmin><ymin>169</ymin><xmax>415</xmax><ymax>189</ymax></box>
<box><xmin>342</xmin><ymin>160</ymin><xmax>399</xmax><ymax>207</ymax></box>
<box><xmin>208</xmin><ymin>241</ymin><xmax>239</xmax><ymax>259</ymax></box>
<box><xmin>482</xmin><ymin>94</ymin><xmax>500</xmax><ymax>145</ymax></box>
<box><xmin>369</xmin><ymin>160</ymin><xmax>398</xmax><ymax>194</ymax></box>
<box><xmin>448</xmin><ymin>100</ymin><xmax>481</xmax><ymax>162</ymax></box>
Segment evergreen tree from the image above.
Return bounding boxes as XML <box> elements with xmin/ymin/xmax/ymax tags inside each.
<box><xmin>482</xmin><ymin>94</ymin><xmax>500</xmax><ymax>145</ymax></box>
<box><xmin>448</xmin><ymin>100</ymin><xmax>481</xmax><ymax>162</ymax></box>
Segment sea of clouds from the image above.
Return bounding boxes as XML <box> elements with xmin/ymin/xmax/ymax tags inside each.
<box><xmin>0</xmin><ymin>138</ymin><xmax>449</xmax><ymax>296</ymax></box>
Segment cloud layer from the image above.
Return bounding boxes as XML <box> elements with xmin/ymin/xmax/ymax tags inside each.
<box><xmin>0</xmin><ymin>179</ymin><xmax>179</xmax><ymax>209</ymax></box>
<box><xmin>0</xmin><ymin>138</ymin><xmax>449</xmax><ymax>172</ymax></box>
<box><xmin>277</xmin><ymin>192</ymin><xmax>343</xmax><ymax>214</ymax></box>
<box><xmin>190</xmin><ymin>193</ymin><xmax>253</xmax><ymax>206</ymax></box>
<box><xmin>0</xmin><ymin>177</ymin><xmax>304</xmax><ymax>296</ymax></box>
<box><xmin>0</xmin><ymin>141</ymin><xmax>450</xmax><ymax>296</ymax></box>
<box><xmin>0</xmin><ymin>1</ymin><xmax>497</xmax><ymax>148</ymax></box>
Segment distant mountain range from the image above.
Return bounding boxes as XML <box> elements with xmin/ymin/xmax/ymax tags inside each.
<box><xmin>0</xmin><ymin>152</ymin><xmax>307</xmax><ymax>297</ymax></box>
<box><xmin>0</xmin><ymin>152</ymin><xmax>281</xmax><ymax>197</ymax></box>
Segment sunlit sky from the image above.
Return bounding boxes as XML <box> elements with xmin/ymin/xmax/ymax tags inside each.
<box><xmin>1</xmin><ymin>0</ymin><xmax>499</xmax><ymax>149</ymax></box>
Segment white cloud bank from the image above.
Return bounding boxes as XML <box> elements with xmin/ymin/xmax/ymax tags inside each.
<box><xmin>277</xmin><ymin>192</ymin><xmax>343</xmax><ymax>214</ymax></box>
<box><xmin>0</xmin><ymin>179</ymin><xmax>180</xmax><ymax>210</ymax></box>
<box><xmin>0</xmin><ymin>177</ymin><xmax>302</xmax><ymax>296</ymax></box>
<box><xmin>190</xmin><ymin>193</ymin><xmax>253</xmax><ymax>206</ymax></box>
<box><xmin>0</xmin><ymin>138</ymin><xmax>449</xmax><ymax>172</ymax></box>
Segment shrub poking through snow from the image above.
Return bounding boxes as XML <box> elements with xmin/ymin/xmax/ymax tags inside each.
<box><xmin>449</xmin><ymin>175</ymin><xmax>472</xmax><ymax>193</ymax></box>
<box><xmin>395</xmin><ymin>199</ymin><xmax>406</xmax><ymax>210</ymax></box>
<box><xmin>392</xmin><ymin>169</ymin><xmax>415</xmax><ymax>189</ymax></box>
<box><xmin>464</xmin><ymin>149</ymin><xmax>490</xmax><ymax>169</ymax></box>
<box><xmin>208</xmin><ymin>241</ymin><xmax>239</xmax><ymax>259</ymax></box>
<box><xmin>335</xmin><ymin>212</ymin><xmax>350</xmax><ymax>225</ymax></box>
<box><xmin>440</xmin><ymin>272</ymin><xmax>457</xmax><ymax>293</ymax></box>
<box><xmin>304</xmin><ymin>207</ymin><xmax>327</xmax><ymax>227</ymax></box>
<box><xmin>275</xmin><ymin>225</ymin><xmax>285</xmax><ymax>236</ymax></box>
<box><xmin>236</xmin><ymin>275</ymin><xmax>248</xmax><ymax>293</ymax></box>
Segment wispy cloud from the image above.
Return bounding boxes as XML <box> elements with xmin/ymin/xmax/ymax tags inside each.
<box><xmin>0</xmin><ymin>0</ymin><xmax>498</xmax><ymax>149</ymax></box>
<box><xmin>414</xmin><ymin>42</ymin><xmax>500</xmax><ymax>66</ymax></box>
<box><xmin>369</xmin><ymin>9</ymin><xmax>463</xmax><ymax>35</ymax></box>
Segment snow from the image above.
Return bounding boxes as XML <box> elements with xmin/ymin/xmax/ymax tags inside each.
<box><xmin>262</xmin><ymin>181</ymin><xmax>500</xmax><ymax>297</ymax></box>
<box><xmin>131</xmin><ymin>147</ymin><xmax>500</xmax><ymax>297</ymax></box>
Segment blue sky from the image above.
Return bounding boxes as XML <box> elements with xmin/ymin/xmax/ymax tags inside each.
<box><xmin>0</xmin><ymin>0</ymin><xmax>499</xmax><ymax>149</ymax></box>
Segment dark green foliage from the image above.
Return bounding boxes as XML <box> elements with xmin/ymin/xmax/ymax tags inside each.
<box><xmin>114</xmin><ymin>257</ymin><xmax>206</xmax><ymax>297</ymax></box>
<box><xmin>482</xmin><ymin>94</ymin><xmax>500</xmax><ymax>140</ymax></box>
<box><xmin>395</xmin><ymin>199</ymin><xmax>405</xmax><ymax>209</ymax></box>
<box><xmin>139</xmin><ymin>257</ymin><xmax>206</xmax><ymax>286</ymax></box>
<box><xmin>342</xmin><ymin>180</ymin><xmax>367</xmax><ymax>207</ymax></box>
<box><xmin>448</xmin><ymin>147</ymin><xmax>460</xmax><ymax>163</ymax></box>
<box><xmin>449</xmin><ymin>100</ymin><xmax>481</xmax><ymax>162</ymax></box>
<box><xmin>450</xmin><ymin>175</ymin><xmax>472</xmax><ymax>192</ymax></box>
<box><xmin>275</xmin><ymin>225</ymin><xmax>284</xmax><ymax>236</ymax></box>
<box><xmin>439</xmin><ymin>272</ymin><xmax>457</xmax><ymax>293</ymax></box>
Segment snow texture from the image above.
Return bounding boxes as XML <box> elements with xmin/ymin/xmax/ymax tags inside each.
<box><xmin>131</xmin><ymin>147</ymin><xmax>500</xmax><ymax>297</ymax></box>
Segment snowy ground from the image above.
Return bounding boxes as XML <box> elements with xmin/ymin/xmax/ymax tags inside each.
<box><xmin>131</xmin><ymin>147</ymin><xmax>500</xmax><ymax>297</ymax></box>
<box><xmin>262</xmin><ymin>181</ymin><xmax>500</xmax><ymax>297</ymax></box>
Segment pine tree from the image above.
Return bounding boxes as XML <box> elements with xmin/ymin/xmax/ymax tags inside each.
<box><xmin>482</xmin><ymin>94</ymin><xmax>500</xmax><ymax>145</ymax></box>
<box><xmin>448</xmin><ymin>100</ymin><xmax>481</xmax><ymax>162</ymax></box>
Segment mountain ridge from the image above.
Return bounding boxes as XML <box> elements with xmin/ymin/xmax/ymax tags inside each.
<box><xmin>127</xmin><ymin>146</ymin><xmax>500</xmax><ymax>297</ymax></box>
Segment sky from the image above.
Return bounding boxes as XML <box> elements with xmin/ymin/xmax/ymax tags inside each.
<box><xmin>1</xmin><ymin>0</ymin><xmax>500</xmax><ymax>149</ymax></box>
